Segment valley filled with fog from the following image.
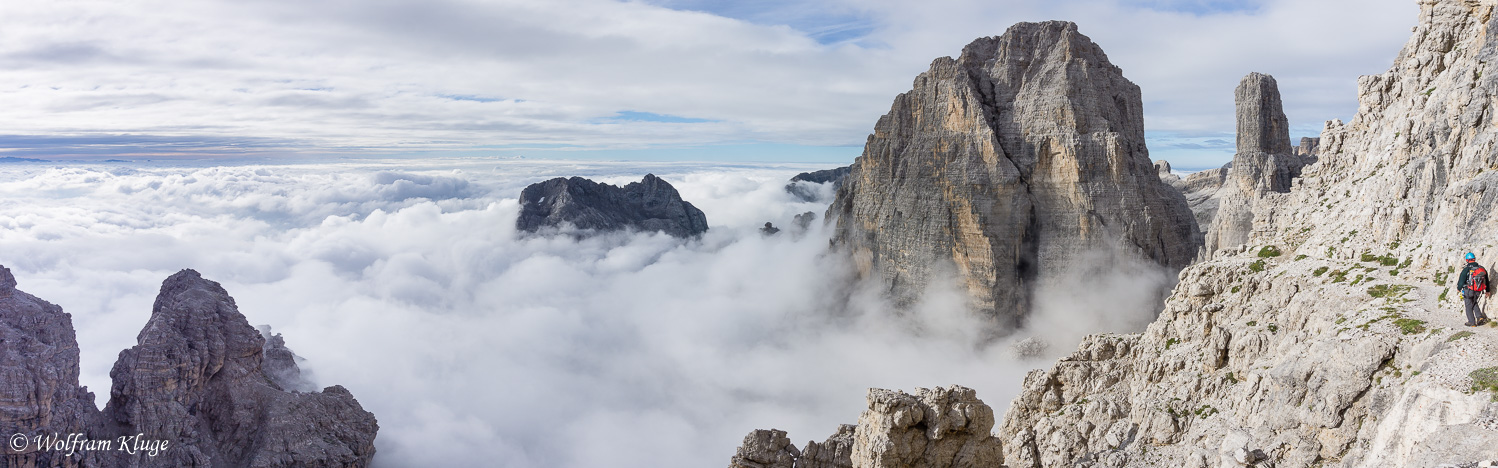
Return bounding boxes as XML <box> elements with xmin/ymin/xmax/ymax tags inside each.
<box><xmin>0</xmin><ymin>159</ymin><xmax>1172</xmax><ymax>467</ymax></box>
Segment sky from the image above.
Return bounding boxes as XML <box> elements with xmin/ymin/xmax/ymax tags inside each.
<box><xmin>0</xmin><ymin>0</ymin><xmax>1417</xmax><ymax>169</ymax></box>
<box><xmin>0</xmin><ymin>161</ymin><xmax>1174</xmax><ymax>467</ymax></box>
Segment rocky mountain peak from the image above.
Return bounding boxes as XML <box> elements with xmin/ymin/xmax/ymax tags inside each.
<box><xmin>1235</xmin><ymin>72</ymin><xmax>1294</xmax><ymax>156</ymax></box>
<box><xmin>1</xmin><ymin>264</ymin><xmax>377</xmax><ymax>467</ymax></box>
<box><xmin>1202</xmin><ymin>72</ymin><xmax>1313</xmax><ymax>255</ymax></box>
<box><xmin>828</xmin><ymin>21</ymin><xmax>1198</xmax><ymax>326</ymax></box>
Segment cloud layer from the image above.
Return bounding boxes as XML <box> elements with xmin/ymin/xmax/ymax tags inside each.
<box><xmin>0</xmin><ymin>159</ymin><xmax>1178</xmax><ymax>467</ymax></box>
<box><xmin>0</xmin><ymin>0</ymin><xmax>1415</xmax><ymax>166</ymax></box>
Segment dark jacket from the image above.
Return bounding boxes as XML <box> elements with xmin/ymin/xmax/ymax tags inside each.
<box><xmin>1459</xmin><ymin>261</ymin><xmax>1490</xmax><ymax>292</ymax></box>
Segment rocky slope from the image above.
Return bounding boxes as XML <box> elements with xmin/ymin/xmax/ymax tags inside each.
<box><xmin>827</xmin><ymin>21</ymin><xmax>1200</xmax><ymax>327</ymax></box>
<box><xmin>998</xmin><ymin>0</ymin><xmax>1498</xmax><ymax>466</ymax></box>
<box><xmin>1</xmin><ymin>266</ymin><xmax>378</xmax><ymax>467</ymax></box>
<box><xmin>517</xmin><ymin>174</ymin><xmax>709</xmax><ymax>238</ymax></box>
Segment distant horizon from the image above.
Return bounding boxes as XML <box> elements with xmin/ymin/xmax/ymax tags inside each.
<box><xmin>0</xmin><ymin>0</ymin><xmax>1411</xmax><ymax>169</ymax></box>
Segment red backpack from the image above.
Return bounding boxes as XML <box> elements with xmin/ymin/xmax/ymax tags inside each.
<box><xmin>1471</xmin><ymin>265</ymin><xmax>1489</xmax><ymax>293</ymax></box>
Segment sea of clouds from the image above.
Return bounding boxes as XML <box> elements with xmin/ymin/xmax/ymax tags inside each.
<box><xmin>0</xmin><ymin>159</ymin><xmax>1173</xmax><ymax>467</ymax></box>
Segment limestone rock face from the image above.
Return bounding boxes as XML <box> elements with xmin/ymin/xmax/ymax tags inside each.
<box><xmin>729</xmin><ymin>429</ymin><xmax>800</xmax><ymax>468</ymax></box>
<box><xmin>99</xmin><ymin>269</ymin><xmax>379</xmax><ymax>468</ymax></box>
<box><xmin>851</xmin><ymin>386</ymin><xmax>1002</xmax><ymax>468</ymax></box>
<box><xmin>1202</xmin><ymin>73</ymin><xmax>1313</xmax><ymax>256</ymax></box>
<box><xmin>728</xmin><ymin>386</ymin><xmax>998</xmax><ymax>468</ymax></box>
<box><xmin>998</xmin><ymin>1</ymin><xmax>1498</xmax><ymax>466</ymax></box>
<box><xmin>516</xmin><ymin>174</ymin><xmax>709</xmax><ymax>238</ymax></box>
<box><xmin>787</xmin><ymin>166</ymin><xmax>853</xmax><ymax>203</ymax></box>
<box><xmin>1181</xmin><ymin>166</ymin><xmax>1229</xmax><ymax>229</ymax></box>
<box><xmin>0</xmin><ymin>265</ymin><xmax>99</xmax><ymax>468</ymax></box>
<box><xmin>1293</xmin><ymin>137</ymin><xmax>1321</xmax><ymax>158</ymax></box>
<box><xmin>828</xmin><ymin>21</ymin><xmax>1200</xmax><ymax>326</ymax></box>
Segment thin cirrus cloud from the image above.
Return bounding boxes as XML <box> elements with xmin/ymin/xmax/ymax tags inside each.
<box><xmin>0</xmin><ymin>0</ymin><xmax>1415</xmax><ymax>166</ymax></box>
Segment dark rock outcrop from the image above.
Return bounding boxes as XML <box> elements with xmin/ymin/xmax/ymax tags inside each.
<box><xmin>98</xmin><ymin>270</ymin><xmax>378</xmax><ymax>467</ymax></box>
<box><xmin>259</xmin><ymin>325</ymin><xmax>315</xmax><ymax>393</ymax></box>
<box><xmin>0</xmin><ymin>266</ymin><xmax>378</xmax><ymax>467</ymax></box>
<box><xmin>517</xmin><ymin>174</ymin><xmax>708</xmax><ymax>238</ymax></box>
<box><xmin>828</xmin><ymin>21</ymin><xmax>1201</xmax><ymax>326</ymax></box>
<box><xmin>0</xmin><ymin>266</ymin><xmax>99</xmax><ymax>468</ymax></box>
<box><xmin>792</xmin><ymin>212</ymin><xmax>817</xmax><ymax>231</ymax></box>
<box><xmin>759</xmin><ymin>222</ymin><xmax>781</xmax><ymax>236</ymax></box>
<box><xmin>785</xmin><ymin>166</ymin><xmax>852</xmax><ymax>202</ymax></box>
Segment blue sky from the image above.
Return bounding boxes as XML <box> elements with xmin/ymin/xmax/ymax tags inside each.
<box><xmin>0</xmin><ymin>0</ymin><xmax>1415</xmax><ymax>168</ymax></box>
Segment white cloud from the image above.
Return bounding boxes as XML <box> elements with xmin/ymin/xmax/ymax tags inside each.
<box><xmin>0</xmin><ymin>159</ymin><xmax>1174</xmax><ymax>467</ymax></box>
<box><xmin>0</xmin><ymin>0</ymin><xmax>1415</xmax><ymax>163</ymax></box>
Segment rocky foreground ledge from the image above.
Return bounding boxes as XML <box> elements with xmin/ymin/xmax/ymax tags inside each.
<box><xmin>0</xmin><ymin>265</ymin><xmax>377</xmax><ymax>467</ymax></box>
<box><xmin>730</xmin><ymin>386</ymin><xmax>1001</xmax><ymax>468</ymax></box>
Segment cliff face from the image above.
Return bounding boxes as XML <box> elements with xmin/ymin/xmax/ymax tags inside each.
<box><xmin>999</xmin><ymin>1</ymin><xmax>1498</xmax><ymax>467</ymax></box>
<box><xmin>516</xmin><ymin>174</ymin><xmax>709</xmax><ymax>238</ymax></box>
<box><xmin>828</xmin><ymin>21</ymin><xmax>1200</xmax><ymax>326</ymax></box>
<box><xmin>0</xmin><ymin>266</ymin><xmax>99</xmax><ymax>468</ymax></box>
<box><xmin>0</xmin><ymin>266</ymin><xmax>378</xmax><ymax>467</ymax></box>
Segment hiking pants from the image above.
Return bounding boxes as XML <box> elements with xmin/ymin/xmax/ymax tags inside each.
<box><xmin>1464</xmin><ymin>289</ymin><xmax>1489</xmax><ymax>324</ymax></box>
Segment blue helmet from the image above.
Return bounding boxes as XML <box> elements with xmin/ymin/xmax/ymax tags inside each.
<box><xmin>1466</xmin><ymin>252</ymin><xmax>1477</xmax><ymax>260</ymax></box>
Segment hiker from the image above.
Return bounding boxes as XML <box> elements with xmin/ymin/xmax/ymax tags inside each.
<box><xmin>1457</xmin><ymin>252</ymin><xmax>1492</xmax><ymax>326</ymax></box>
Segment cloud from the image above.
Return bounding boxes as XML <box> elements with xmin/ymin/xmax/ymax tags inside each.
<box><xmin>0</xmin><ymin>159</ymin><xmax>1178</xmax><ymax>467</ymax></box>
<box><xmin>0</xmin><ymin>0</ymin><xmax>1415</xmax><ymax>163</ymax></box>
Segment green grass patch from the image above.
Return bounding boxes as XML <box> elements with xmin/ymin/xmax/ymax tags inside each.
<box><xmin>1193</xmin><ymin>405</ymin><xmax>1219</xmax><ymax>417</ymax></box>
<box><xmin>1165</xmin><ymin>337</ymin><xmax>1179</xmax><ymax>350</ymax></box>
<box><xmin>1330</xmin><ymin>270</ymin><xmax>1349</xmax><ymax>283</ymax></box>
<box><xmin>1360</xmin><ymin>252</ymin><xmax>1400</xmax><ymax>266</ymax></box>
<box><xmin>1295</xmin><ymin>254</ymin><xmax>1308</xmax><ymax>261</ymax></box>
<box><xmin>1424</xmin><ymin>87</ymin><xmax>1436</xmax><ymax>96</ymax></box>
<box><xmin>1247</xmin><ymin>321</ymin><xmax>1257</xmax><ymax>326</ymax></box>
<box><xmin>1268</xmin><ymin>323</ymin><xmax>1278</xmax><ymax>333</ymax></box>
<box><xmin>1392</xmin><ymin>318</ymin><xmax>1427</xmax><ymax>335</ymax></box>
<box><xmin>1448</xmin><ymin>331</ymin><xmax>1475</xmax><ymax>342</ymax></box>
<box><xmin>1258</xmin><ymin>246</ymin><xmax>1283</xmax><ymax>258</ymax></box>
<box><xmin>1335</xmin><ymin>316</ymin><xmax>1347</xmax><ymax>325</ymax></box>
<box><xmin>1470</xmin><ymin>367</ymin><xmax>1498</xmax><ymax>394</ymax></box>
<box><xmin>1249</xmin><ymin>259</ymin><xmax>1266</xmax><ymax>272</ymax></box>
<box><xmin>1388</xmin><ymin>240</ymin><xmax>1401</xmax><ymax>250</ymax></box>
<box><xmin>1367</xmin><ymin>284</ymin><xmax>1414</xmax><ymax>298</ymax></box>
<box><xmin>1439</xmin><ymin>289</ymin><xmax>1449</xmax><ymax>301</ymax></box>
<box><xmin>1231</xmin><ymin>286</ymin><xmax>1241</xmax><ymax>293</ymax></box>
<box><xmin>1313</xmin><ymin>266</ymin><xmax>1329</xmax><ymax>276</ymax></box>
